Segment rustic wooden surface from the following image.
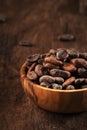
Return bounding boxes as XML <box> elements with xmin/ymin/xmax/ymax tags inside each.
<box><xmin>0</xmin><ymin>0</ymin><xmax>87</xmax><ymax>130</ymax></box>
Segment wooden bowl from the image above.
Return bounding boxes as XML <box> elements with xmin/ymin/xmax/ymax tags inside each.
<box><xmin>20</xmin><ymin>63</ymin><xmax>87</xmax><ymax>113</ymax></box>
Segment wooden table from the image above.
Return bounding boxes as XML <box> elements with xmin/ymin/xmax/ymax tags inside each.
<box><xmin>0</xmin><ymin>0</ymin><xmax>87</xmax><ymax>130</ymax></box>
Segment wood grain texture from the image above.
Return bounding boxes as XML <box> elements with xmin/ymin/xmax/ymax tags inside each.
<box><xmin>0</xmin><ymin>0</ymin><xmax>87</xmax><ymax>130</ymax></box>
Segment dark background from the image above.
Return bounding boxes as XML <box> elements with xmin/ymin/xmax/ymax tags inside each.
<box><xmin>0</xmin><ymin>0</ymin><xmax>87</xmax><ymax>130</ymax></box>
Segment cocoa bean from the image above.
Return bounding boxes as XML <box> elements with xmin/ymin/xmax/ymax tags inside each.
<box><xmin>49</xmin><ymin>49</ymin><xmax>56</xmax><ymax>55</ymax></box>
<box><xmin>54</xmin><ymin>77</ymin><xmax>64</xmax><ymax>84</ymax></box>
<box><xmin>26</xmin><ymin>48</ymin><xmax>87</xmax><ymax>90</ymax></box>
<box><xmin>27</xmin><ymin>71</ymin><xmax>38</xmax><ymax>80</ymax></box>
<box><xmin>29</xmin><ymin>63</ymin><xmax>36</xmax><ymax>71</ymax></box>
<box><xmin>51</xmin><ymin>83</ymin><xmax>62</xmax><ymax>90</ymax></box>
<box><xmin>62</xmin><ymin>63</ymin><xmax>76</xmax><ymax>72</ymax></box>
<box><xmin>66</xmin><ymin>85</ymin><xmax>75</xmax><ymax>90</ymax></box>
<box><xmin>27</xmin><ymin>54</ymin><xmax>40</xmax><ymax>63</ymax></box>
<box><xmin>49</xmin><ymin>69</ymin><xmax>71</xmax><ymax>79</ymax></box>
<box><xmin>39</xmin><ymin>75</ymin><xmax>55</xmax><ymax>83</ymax></box>
<box><xmin>75</xmin><ymin>78</ymin><xmax>85</xmax><ymax>86</ymax></box>
<box><xmin>62</xmin><ymin>77</ymin><xmax>75</xmax><ymax>88</ymax></box>
<box><xmin>19</xmin><ymin>41</ymin><xmax>34</xmax><ymax>47</ymax></box>
<box><xmin>71</xmin><ymin>58</ymin><xmax>87</xmax><ymax>68</ymax></box>
<box><xmin>44</xmin><ymin>56</ymin><xmax>63</xmax><ymax>66</ymax></box>
<box><xmin>67</xmin><ymin>48</ymin><xmax>79</xmax><ymax>58</ymax></box>
<box><xmin>40</xmin><ymin>81</ymin><xmax>51</xmax><ymax>88</ymax></box>
<box><xmin>43</xmin><ymin>62</ymin><xmax>59</xmax><ymax>69</ymax></box>
<box><xmin>58</xmin><ymin>34</ymin><xmax>75</xmax><ymax>42</ymax></box>
<box><xmin>35</xmin><ymin>64</ymin><xmax>43</xmax><ymax>76</ymax></box>
<box><xmin>56</xmin><ymin>48</ymin><xmax>69</xmax><ymax>61</ymax></box>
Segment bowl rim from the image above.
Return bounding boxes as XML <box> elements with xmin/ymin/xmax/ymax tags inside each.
<box><xmin>20</xmin><ymin>63</ymin><xmax>87</xmax><ymax>93</ymax></box>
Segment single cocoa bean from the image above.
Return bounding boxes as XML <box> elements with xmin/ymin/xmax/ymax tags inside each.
<box><xmin>40</xmin><ymin>81</ymin><xmax>51</xmax><ymax>88</ymax></box>
<box><xmin>54</xmin><ymin>77</ymin><xmax>64</xmax><ymax>84</ymax></box>
<box><xmin>52</xmin><ymin>83</ymin><xmax>62</xmax><ymax>90</ymax></box>
<box><xmin>35</xmin><ymin>64</ymin><xmax>43</xmax><ymax>76</ymax></box>
<box><xmin>67</xmin><ymin>48</ymin><xmax>79</xmax><ymax>58</ymax></box>
<box><xmin>43</xmin><ymin>62</ymin><xmax>59</xmax><ymax>69</ymax></box>
<box><xmin>50</xmin><ymin>69</ymin><xmax>71</xmax><ymax>79</ymax></box>
<box><xmin>62</xmin><ymin>77</ymin><xmax>75</xmax><ymax>88</ymax></box>
<box><xmin>58</xmin><ymin>34</ymin><xmax>75</xmax><ymax>41</ymax></box>
<box><xmin>19</xmin><ymin>41</ymin><xmax>34</xmax><ymax>47</ymax></box>
<box><xmin>49</xmin><ymin>49</ymin><xmax>56</xmax><ymax>55</ymax></box>
<box><xmin>39</xmin><ymin>75</ymin><xmax>55</xmax><ymax>83</ymax></box>
<box><xmin>75</xmin><ymin>78</ymin><xmax>85</xmax><ymax>86</ymax></box>
<box><xmin>27</xmin><ymin>54</ymin><xmax>40</xmax><ymax>63</ymax></box>
<box><xmin>62</xmin><ymin>63</ymin><xmax>76</xmax><ymax>72</ymax></box>
<box><xmin>44</xmin><ymin>56</ymin><xmax>63</xmax><ymax>66</ymax></box>
<box><xmin>27</xmin><ymin>71</ymin><xmax>38</xmax><ymax>80</ymax></box>
<box><xmin>66</xmin><ymin>85</ymin><xmax>75</xmax><ymax>90</ymax></box>
<box><xmin>56</xmin><ymin>48</ymin><xmax>69</xmax><ymax>61</ymax></box>
<box><xmin>71</xmin><ymin>58</ymin><xmax>87</xmax><ymax>68</ymax></box>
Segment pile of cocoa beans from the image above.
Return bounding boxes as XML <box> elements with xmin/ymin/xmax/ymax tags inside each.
<box><xmin>25</xmin><ymin>48</ymin><xmax>87</xmax><ymax>90</ymax></box>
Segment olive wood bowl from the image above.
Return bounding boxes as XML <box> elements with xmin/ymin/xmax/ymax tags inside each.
<box><xmin>20</xmin><ymin>63</ymin><xmax>87</xmax><ymax>113</ymax></box>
